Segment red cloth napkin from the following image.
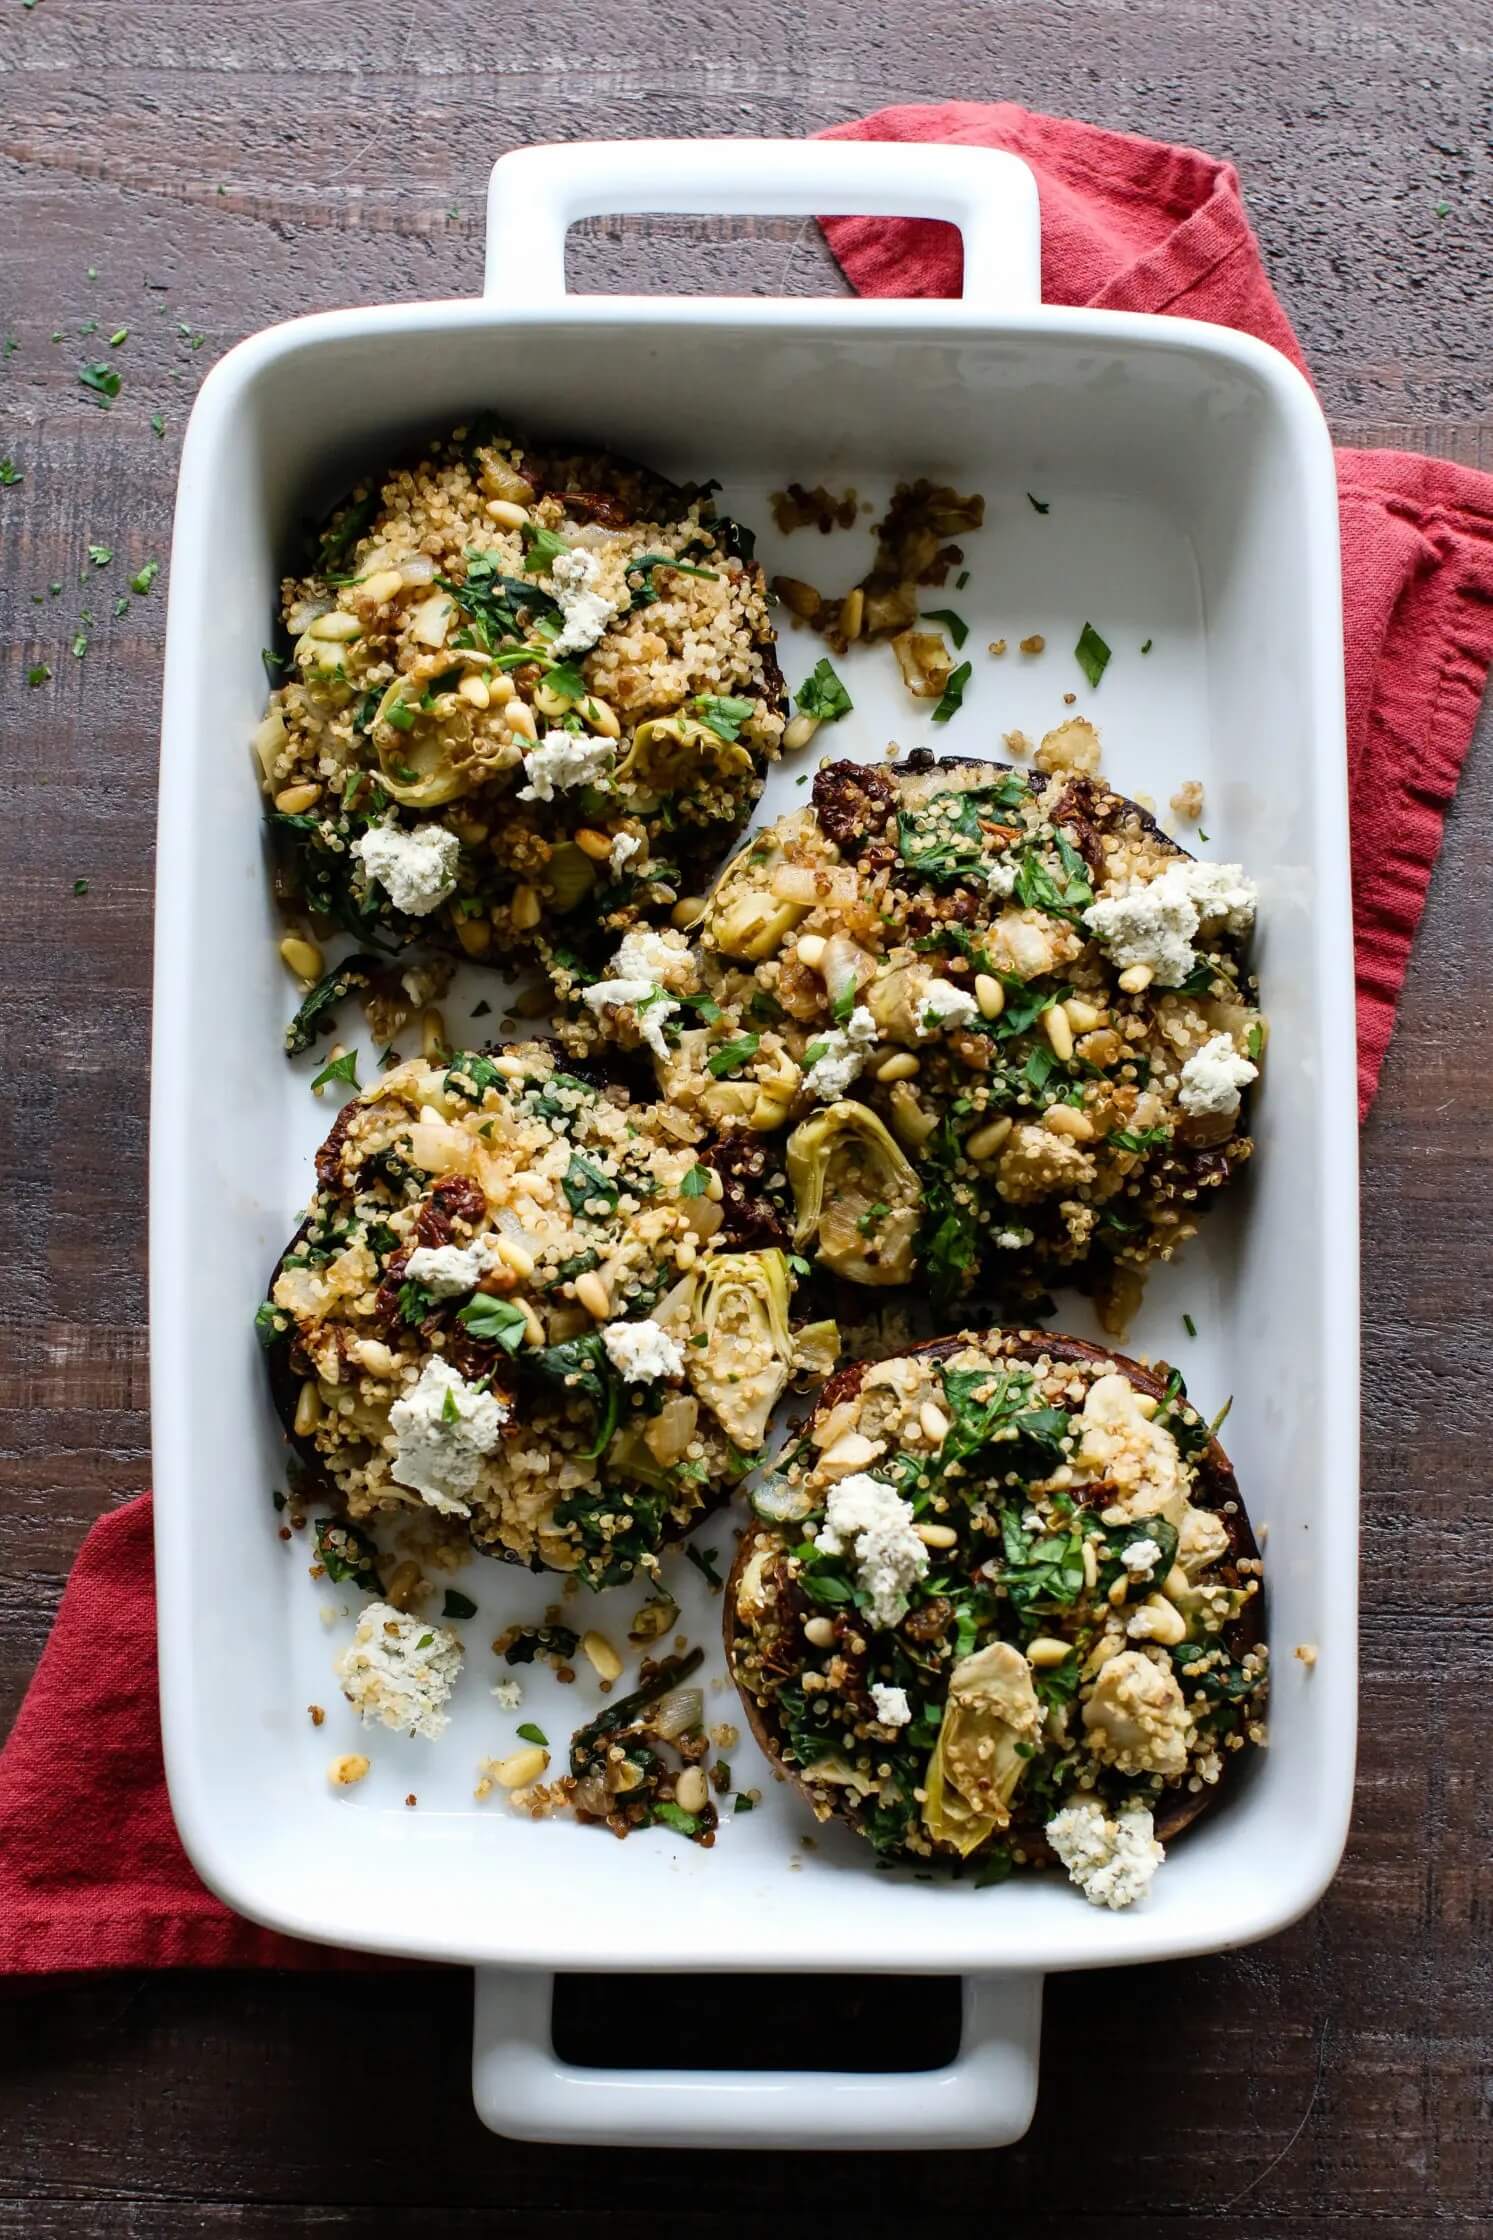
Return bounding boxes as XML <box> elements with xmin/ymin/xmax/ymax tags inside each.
<box><xmin>820</xmin><ymin>104</ymin><xmax>1493</xmax><ymax>1116</ymax></box>
<box><xmin>4</xmin><ymin>106</ymin><xmax>1492</xmax><ymax>1977</ymax></box>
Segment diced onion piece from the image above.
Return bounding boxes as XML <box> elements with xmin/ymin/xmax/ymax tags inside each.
<box><xmin>769</xmin><ymin>862</ymin><xmax>858</xmax><ymax>907</ymax></box>
<box><xmin>651</xmin><ymin>1687</ymin><xmax>704</xmax><ymax>1741</ymax></box>
<box><xmin>409</xmin><ymin>592</ymin><xmax>453</xmax><ymax>648</ymax></box>
<box><xmin>399</xmin><ymin>554</ymin><xmax>437</xmax><ymax>586</ymax></box>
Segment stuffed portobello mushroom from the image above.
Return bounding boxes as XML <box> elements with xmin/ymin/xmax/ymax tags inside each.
<box><xmin>255</xmin><ymin>421</ymin><xmax>784</xmax><ymax>977</ymax></box>
<box><xmin>623</xmin><ymin>748</ymin><xmax>1263</xmax><ymax>1328</ymax></box>
<box><xmin>725</xmin><ymin>1331</ymin><xmax>1267</xmax><ymax>1906</ymax></box>
<box><xmin>258</xmin><ymin>1042</ymin><xmax>837</xmax><ymax>1587</ymax></box>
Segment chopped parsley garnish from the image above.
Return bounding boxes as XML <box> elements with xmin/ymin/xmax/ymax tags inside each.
<box><xmin>1108</xmin><ymin>1125</ymin><xmax>1172</xmax><ymax>1153</ymax></box>
<box><xmin>1026</xmin><ymin>493</ymin><xmax>1050</xmax><ymax>514</ymax></box>
<box><xmin>516</xmin><ymin>1722</ymin><xmax>549</xmax><ymax>1747</ymax></box>
<box><xmin>78</xmin><ymin>361</ymin><xmax>121</xmax><ymax>403</ymax></box>
<box><xmin>685</xmin><ymin>1542</ymin><xmax>723</xmax><ymax>1588</ymax></box>
<box><xmin>1182</xmin><ymin>1313</ymin><xmax>1198</xmax><ymax>1339</ymax></box>
<box><xmin>440</xmin><ymin>1384</ymin><xmax>461</xmax><ymax>1424</ymax></box>
<box><xmin>705</xmin><ymin>1032</ymin><xmax>761</xmax><ymax>1079</ymax></box>
<box><xmin>562</xmin><ymin>1151</ymin><xmax>619</xmax><ymax>1217</ymax></box>
<box><xmin>921</xmin><ymin>607</ymin><xmax>969</xmax><ymax>649</ymax></box>
<box><xmin>1014</xmin><ymin>835</ymin><xmax>1094</xmax><ymax>921</ymax></box>
<box><xmin>71</xmin><ymin>628</ymin><xmax>88</xmax><ymax>659</ymax></box>
<box><xmin>253</xmin><ymin>1300</ymin><xmax>286</xmax><ymax>1347</ymax></box>
<box><xmin>652</xmin><ymin>1802</ymin><xmax>701</xmax><ymax>1836</ymax></box>
<box><xmin>457</xmin><ymin>1295</ymin><xmax>528</xmax><ymax>1353</ymax></box>
<box><xmin>0</xmin><ymin>458</ymin><xmax>21</xmax><ymax>487</ymax></box>
<box><xmin>794</xmin><ymin>656</ymin><xmax>853</xmax><ymax>722</ymax></box>
<box><xmin>680</xmin><ymin>1163</ymin><xmax>712</xmax><ymax>1198</ymax></box>
<box><xmin>86</xmin><ymin>543</ymin><xmax>112</xmax><ymax>567</ymax></box>
<box><xmin>930</xmin><ymin>659</ymin><xmax>972</xmax><ymax>724</ymax></box>
<box><xmin>629</xmin><ymin>550</ymin><xmax>720</xmax><ymax>602</ymax></box>
<box><xmin>1074</xmin><ymin>622</ymin><xmax>1111</xmax><ymax>687</ymax></box>
<box><xmin>694</xmin><ymin>693</ymin><xmax>755</xmax><ymax>742</ymax></box>
<box><xmin>895</xmin><ymin>775</ymin><xmax>1027</xmax><ymax>886</ymax></box>
<box><xmin>442</xmin><ymin>1589</ymin><xmax>478</xmax><ymax>1621</ymax></box>
<box><xmin>955</xmin><ymin>569</ymin><xmax>970</xmax><ymax>589</ymax></box>
<box><xmin>521</xmin><ymin>522</ymin><xmax>570</xmax><ymax>573</ymax></box>
<box><xmin>1140</xmin><ymin>638</ymin><xmax>1153</xmax><ymax>655</ymax></box>
<box><xmin>310</xmin><ymin>1048</ymin><xmax>359</xmax><ymax>1093</ymax></box>
<box><xmin>734</xmin><ymin>1792</ymin><xmax>755</xmax><ymax>1813</ymax></box>
<box><xmin>27</xmin><ymin>664</ymin><xmax>51</xmax><ymax>687</ymax></box>
<box><xmin>151</xmin><ymin>413</ymin><xmax>166</xmax><ymax>438</ymax></box>
<box><xmin>1246</xmin><ymin>1022</ymin><xmax>1264</xmax><ymax>1061</ymax></box>
<box><xmin>108</xmin><ymin>326</ymin><xmax>129</xmax><ymax>347</ymax></box>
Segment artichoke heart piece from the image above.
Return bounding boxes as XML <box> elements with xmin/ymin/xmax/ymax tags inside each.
<box><xmin>786</xmin><ymin>1101</ymin><xmax>922</xmax><ymax>1287</ymax></box>
<box><xmin>684</xmin><ymin>1248</ymin><xmax>802</xmax><ymax>1451</ymax></box>
<box><xmin>922</xmin><ymin>1641</ymin><xmax>1043</xmax><ymax>1857</ymax></box>
<box><xmin>702</xmin><ymin>825</ymin><xmax>807</xmax><ymax>962</ymax></box>
<box><xmin>613</xmin><ymin>712</ymin><xmax>754</xmax><ymax>810</ymax></box>
<box><xmin>372</xmin><ymin>675</ymin><xmax>481</xmax><ymax>808</ymax></box>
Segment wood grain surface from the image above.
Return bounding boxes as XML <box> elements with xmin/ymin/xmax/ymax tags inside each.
<box><xmin>1</xmin><ymin>0</ymin><xmax>1490</xmax><ymax>2227</ymax></box>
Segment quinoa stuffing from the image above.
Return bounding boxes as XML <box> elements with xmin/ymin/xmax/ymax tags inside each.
<box><xmin>642</xmin><ymin>743</ymin><xmax>1264</xmax><ymax>1329</ymax></box>
<box><xmin>725</xmin><ymin>1331</ymin><xmax>1267</xmax><ymax>1902</ymax></box>
<box><xmin>260</xmin><ymin>1040</ymin><xmax>838</xmax><ymax>1585</ymax></box>
<box><xmin>253</xmin><ymin>421</ymin><xmax>784</xmax><ymax>978</ymax></box>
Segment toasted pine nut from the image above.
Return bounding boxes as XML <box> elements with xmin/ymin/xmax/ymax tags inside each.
<box><xmin>1128</xmin><ymin>1594</ymin><xmax>1187</xmax><ymax>1647</ymax></box>
<box><xmin>275</xmin><ymin>780</ymin><xmax>322</xmax><ymax>815</ymax></box>
<box><xmin>965</xmin><ymin>1115</ymin><xmax>1014</xmax><ymax>1162</ymax></box>
<box><xmin>495</xmin><ymin>1236</ymin><xmax>536</xmax><ymax>1278</ymax></box>
<box><xmin>573</xmin><ymin>827</ymin><xmax>614</xmax><ymax>861</ymax></box>
<box><xmin>820</xmin><ymin>1430</ymin><xmax>880</xmax><ymax>1475</ymax></box>
<box><xmin>675</xmin><ymin>1767</ymin><xmax>710</xmax><ymax>1815</ymax></box>
<box><xmin>875</xmin><ymin>1051</ymin><xmax>919</xmax><ymax>1084</ymax></box>
<box><xmin>496</xmin><ymin>1745</ymin><xmax>550</xmax><ymax>1788</ymax></box>
<box><xmin>671</xmin><ymin>896</ymin><xmax>707</xmax><ymax>930</ymax></box>
<box><xmin>842</xmin><ymin>586</ymin><xmax>866</xmax><ymax>642</ymax></box>
<box><xmin>308</xmin><ymin>610</ymin><xmax>362</xmax><ymax>642</ymax></box>
<box><xmin>1163</xmin><ymin>1565</ymin><xmax>1191</xmax><ymax>1602</ymax></box>
<box><xmin>919</xmin><ymin>1400</ymin><xmax>950</xmax><ymax>1444</ymax></box>
<box><xmin>493</xmin><ymin>1054</ymin><xmax>528</xmax><ymax>1081</ymax></box>
<box><xmin>533</xmin><ymin>678</ymin><xmax>570</xmax><ymax>720</ymax></box>
<box><xmin>1118</xmin><ymin>963</ymin><xmax>1154</xmax><ymax>994</ymax></box>
<box><xmin>916</xmin><ymin>1521</ymin><xmax>958</xmax><ymax>1549</ymax></box>
<box><xmin>454</xmin><ymin>911</ymin><xmax>492</xmax><ymax>958</ymax></box>
<box><xmin>510</xmin><ymin>883</ymin><xmax>541</xmax><ymax>932</ymax></box>
<box><xmin>329</xmin><ymin>1754</ymin><xmax>371</xmax><ymax>1787</ymax></box>
<box><xmin>675</xmin><ymin>1237</ymin><xmax>698</xmax><ymax>1269</ymax></box>
<box><xmin>705</xmin><ymin>1168</ymin><xmax>724</xmax><ymax>1203</ymax></box>
<box><xmin>1025</xmin><ymin>1636</ymin><xmax>1073</xmax><ymax>1668</ymax></box>
<box><xmin>490</xmin><ymin>671</ymin><xmax>516</xmax><ymax>704</ymax></box>
<box><xmin>1064</xmin><ymin>997</ymin><xmax>1102</xmax><ymax>1032</ymax></box>
<box><xmin>783</xmin><ymin>713</ymin><xmax>820</xmax><ymax>753</ymax></box>
<box><xmin>421</xmin><ymin>1007</ymin><xmax>447</xmax><ymax>1062</ymax></box>
<box><xmin>520</xmin><ymin>1300</ymin><xmax>546</xmax><ymax>1348</ymax></box>
<box><xmin>1043</xmin><ymin>1004</ymin><xmax>1075</xmax><ymax>1061</ymax></box>
<box><xmin>279</xmin><ymin>933</ymin><xmax>324</xmax><ymax>982</ymax></box>
<box><xmin>889</xmin><ymin>1082</ymin><xmax>938</xmax><ymax>1148</ymax></box>
<box><xmin>581</xmin><ymin>1631</ymin><xmax>623</xmax><ymax>1684</ymax></box>
<box><xmin>458</xmin><ymin>674</ymin><xmax>491</xmax><ymax>710</ymax></box>
<box><xmin>794</xmin><ymin>932</ymin><xmax>828</xmax><ymax>970</ymax></box>
<box><xmin>1082</xmin><ymin>1539</ymin><xmax>1098</xmax><ymax>1591</ymax></box>
<box><xmin>1043</xmin><ymin>1104</ymin><xmax>1094</xmax><ymax>1141</ymax></box>
<box><xmin>574</xmin><ymin>1270</ymin><xmax>612</xmax><ymax>1321</ymax></box>
<box><xmin>294</xmin><ymin>1379</ymin><xmax>322</xmax><ymax>1437</ymax></box>
<box><xmin>803</xmin><ymin>1615</ymin><xmax>836</xmax><ymax>1648</ymax></box>
<box><xmin>750</xmin><ymin>1093</ymin><xmax>791</xmax><ymax>1131</ymax></box>
<box><xmin>974</xmin><ymin>973</ymin><xmax>1005</xmax><ymax>1021</ymax></box>
<box><xmin>1107</xmin><ymin>1576</ymin><xmax>1130</xmax><ymax>1607</ymax></box>
<box><xmin>506</xmin><ymin>700</ymin><xmax>538</xmax><ymax>742</ymax></box>
<box><xmin>582</xmin><ymin>695</ymin><xmax>621</xmax><ymax>739</ymax></box>
<box><xmin>486</xmin><ymin>497</ymin><xmax>529</xmax><ymax>530</ymax></box>
<box><xmin>1132</xmin><ymin>1391</ymin><xmax>1159</xmax><ymax>1420</ymax></box>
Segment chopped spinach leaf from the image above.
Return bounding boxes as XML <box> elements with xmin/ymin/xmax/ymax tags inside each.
<box><xmin>930</xmin><ymin>659</ymin><xmax>972</xmax><ymax>724</ymax></box>
<box><xmin>457</xmin><ymin>1295</ymin><xmax>528</xmax><ymax>1353</ymax></box>
<box><xmin>694</xmin><ymin>693</ymin><xmax>755</xmax><ymax>742</ymax></box>
<box><xmin>442</xmin><ymin>1589</ymin><xmax>479</xmax><ymax>1620</ymax></box>
<box><xmin>794</xmin><ymin>656</ymin><xmax>853</xmax><ymax>722</ymax></box>
<box><xmin>921</xmin><ymin>607</ymin><xmax>969</xmax><ymax>649</ymax></box>
<box><xmin>314</xmin><ymin>1516</ymin><xmax>382</xmax><ymax>1592</ymax></box>
<box><xmin>563</xmin><ymin>1151</ymin><xmax>620</xmax><ymax>1217</ymax></box>
<box><xmin>310</xmin><ymin>1048</ymin><xmax>359</xmax><ymax>1093</ymax></box>
<box><xmin>706</xmin><ymin>1033</ymin><xmax>761</xmax><ymax>1079</ymax></box>
<box><xmin>1074</xmin><ymin>622</ymin><xmax>1111</xmax><ymax>688</ymax></box>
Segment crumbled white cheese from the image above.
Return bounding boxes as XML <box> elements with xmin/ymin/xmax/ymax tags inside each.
<box><xmin>816</xmin><ymin>1471</ymin><xmax>929</xmax><ymax>1629</ymax></box>
<box><xmin>336</xmin><ymin>1602</ymin><xmax>463</xmax><ymax>1740</ymax></box>
<box><xmin>388</xmin><ymin>1357</ymin><xmax>507</xmax><ymax>1518</ymax></box>
<box><xmin>1045</xmin><ymin>1796</ymin><xmax>1164</xmax><ymax>1910</ymax></box>
<box><xmin>548</xmin><ymin>545</ymin><xmax>617</xmax><ymax>657</ymax></box>
<box><xmin>995</xmin><ymin>1227</ymin><xmax>1033</xmax><ymax>1250</ymax></box>
<box><xmin>914</xmin><ymin>977</ymin><xmax>980</xmax><ymax>1037</ymax></box>
<box><xmin>353</xmin><ymin>821</ymin><xmax>461</xmax><ymax>917</ymax></box>
<box><xmin>1083</xmin><ymin>860</ymin><xmax>1258</xmax><ymax>986</ymax></box>
<box><xmin>1121</xmin><ymin>1535</ymin><xmax>1163</xmax><ymax>1577</ymax></box>
<box><xmin>610</xmin><ymin>927</ymin><xmax>691</xmax><ymax>989</ymax></box>
<box><xmin>870</xmin><ymin>1681</ymin><xmax>912</xmax><ymax>1728</ymax></box>
<box><xmin>582</xmin><ymin>978</ymin><xmax>677</xmax><ymax>1061</ymax></box>
<box><xmin>801</xmin><ymin>1006</ymin><xmax>878</xmax><ymax>1099</ymax></box>
<box><xmin>985</xmin><ymin>859</ymin><xmax>1018</xmax><ymax>897</ymax></box>
<box><xmin>601</xmin><ymin>1317</ymin><xmax>686</xmax><ymax>1384</ymax></box>
<box><xmin>490</xmin><ymin>1677</ymin><xmax>523</xmax><ymax>1709</ymax></box>
<box><xmin>403</xmin><ymin>1237</ymin><xmax>500</xmax><ymax>1298</ymax></box>
<box><xmin>516</xmin><ymin>727</ymin><xmax>616</xmax><ymax>803</ymax></box>
<box><xmin>609</xmin><ymin>831</ymin><xmax>643</xmax><ymax>879</ymax></box>
<box><xmin>1178</xmin><ymin>1032</ymin><xmax>1258</xmax><ymax>1117</ymax></box>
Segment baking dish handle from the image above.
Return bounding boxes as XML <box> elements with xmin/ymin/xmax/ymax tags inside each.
<box><xmin>471</xmin><ymin>1966</ymin><xmax>1043</xmax><ymax>2149</ymax></box>
<box><xmin>484</xmin><ymin>138</ymin><xmax>1040</xmax><ymax>312</ymax></box>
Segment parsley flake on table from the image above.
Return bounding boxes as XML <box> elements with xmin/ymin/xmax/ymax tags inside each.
<box><xmin>1074</xmin><ymin>622</ymin><xmax>1111</xmax><ymax>688</ymax></box>
<box><xmin>108</xmin><ymin>327</ymin><xmax>129</xmax><ymax>347</ymax></box>
<box><xmin>27</xmin><ymin>664</ymin><xmax>51</xmax><ymax>687</ymax></box>
<box><xmin>72</xmin><ymin>877</ymin><xmax>89</xmax><ymax>895</ymax></box>
<box><xmin>1027</xmin><ymin>492</ymin><xmax>1050</xmax><ymax>513</ymax></box>
<box><xmin>794</xmin><ymin>657</ymin><xmax>853</xmax><ymax>722</ymax></box>
<box><xmin>78</xmin><ymin>361</ymin><xmax>121</xmax><ymax>404</ymax></box>
<box><xmin>87</xmin><ymin>543</ymin><xmax>112</xmax><ymax>567</ymax></box>
<box><xmin>931</xmin><ymin>659</ymin><xmax>972</xmax><ymax>724</ymax></box>
<box><xmin>130</xmin><ymin>559</ymin><xmax>160</xmax><ymax>595</ymax></box>
<box><xmin>0</xmin><ymin>457</ymin><xmax>21</xmax><ymax>487</ymax></box>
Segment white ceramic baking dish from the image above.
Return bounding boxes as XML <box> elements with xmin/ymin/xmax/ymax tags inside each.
<box><xmin>151</xmin><ymin>138</ymin><xmax>1359</xmax><ymax>2151</ymax></box>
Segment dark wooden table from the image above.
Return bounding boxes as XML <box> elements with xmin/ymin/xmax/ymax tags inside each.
<box><xmin>2</xmin><ymin>0</ymin><xmax>1489</xmax><ymax>2228</ymax></box>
